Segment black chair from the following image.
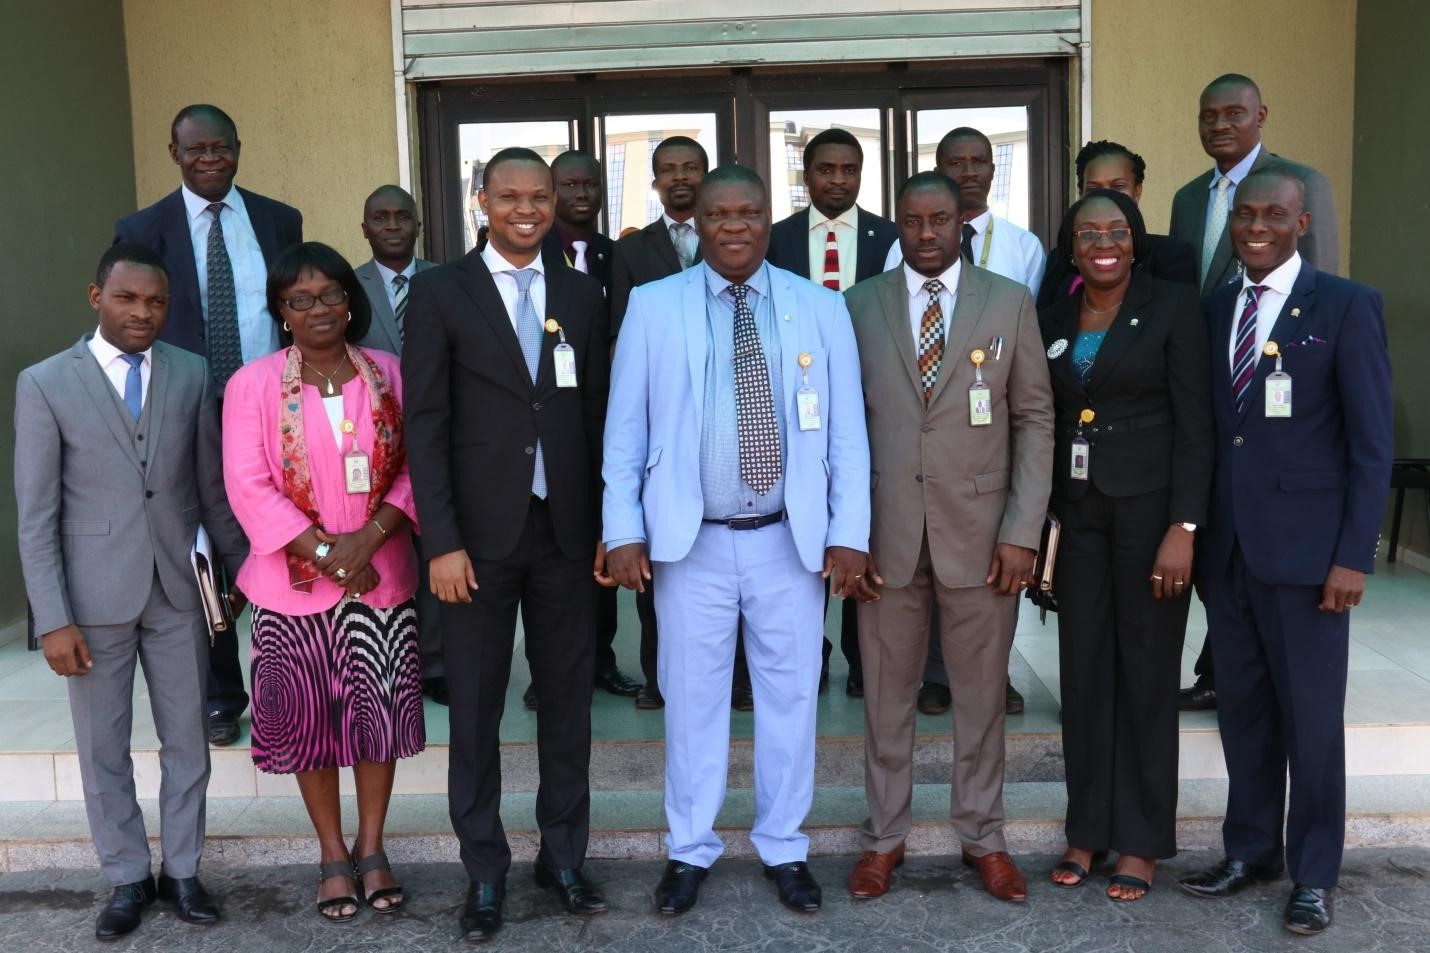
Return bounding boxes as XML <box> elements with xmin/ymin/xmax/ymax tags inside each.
<box><xmin>1388</xmin><ymin>458</ymin><xmax>1430</xmax><ymax>563</ymax></box>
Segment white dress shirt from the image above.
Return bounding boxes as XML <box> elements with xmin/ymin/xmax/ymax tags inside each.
<box><xmin>806</xmin><ymin>204</ymin><xmax>860</xmax><ymax>290</ymax></box>
<box><xmin>1229</xmin><ymin>251</ymin><xmax>1301</xmax><ymax>372</ymax></box>
<box><xmin>88</xmin><ymin>329</ymin><xmax>151</xmax><ymax>407</ymax></box>
<box><xmin>374</xmin><ymin>258</ymin><xmax>418</xmax><ymax>311</ymax></box>
<box><xmin>903</xmin><ymin>258</ymin><xmax>962</xmax><ymax>350</ymax></box>
<box><xmin>180</xmin><ymin>184</ymin><xmax>278</xmax><ymax>362</ymax></box>
<box><xmin>1206</xmin><ymin>142</ymin><xmax>1263</xmax><ymax>226</ymax></box>
<box><xmin>481</xmin><ymin>243</ymin><xmax>546</xmax><ymax>330</ymax></box>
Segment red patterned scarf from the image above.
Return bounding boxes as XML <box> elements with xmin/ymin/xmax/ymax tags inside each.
<box><xmin>279</xmin><ymin>345</ymin><xmax>404</xmax><ymax>590</ymax></box>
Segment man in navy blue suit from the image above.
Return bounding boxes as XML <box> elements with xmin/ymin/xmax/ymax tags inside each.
<box><xmin>1177</xmin><ymin>168</ymin><xmax>1392</xmax><ymax>936</ymax></box>
<box><xmin>114</xmin><ymin>103</ymin><xmax>303</xmax><ymax>747</ymax></box>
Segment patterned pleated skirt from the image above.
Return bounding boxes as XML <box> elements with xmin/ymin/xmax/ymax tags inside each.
<box><xmin>249</xmin><ymin>597</ymin><xmax>426</xmax><ymax>774</ymax></box>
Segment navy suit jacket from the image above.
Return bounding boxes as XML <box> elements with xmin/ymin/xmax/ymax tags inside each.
<box><xmin>114</xmin><ymin>187</ymin><xmax>303</xmax><ymax>358</ymax></box>
<box><xmin>1199</xmin><ymin>265</ymin><xmax>1392</xmax><ymax>586</ymax></box>
<box><xmin>765</xmin><ymin>206</ymin><xmax>898</xmax><ymax>286</ymax></box>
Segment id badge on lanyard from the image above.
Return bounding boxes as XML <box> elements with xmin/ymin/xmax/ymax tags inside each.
<box><xmin>339</xmin><ymin>419</ymin><xmax>371</xmax><ymax>494</ymax></box>
<box><xmin>545</xmin><ymin>319</ymin><xmax>578</xmax><ymax>387</ymax></box>
<box><xmin>796</xmin><ymin>352</ymin><xmax>821</xmax><ymax>431</ymax></box>
<box><xmin>1262</xmin><ymin>341</ymin><xmax>1291</xmax><ymax>418</ymax></box>
<box><xmin>1070</xmin><ymin>408</ymin><xmax>1094</xmax><ymax>481</ymax></box>
<box><xmin>968</xmin><ymin>348</ymin><xmax>991</xmax><ymax>426</ymax></box>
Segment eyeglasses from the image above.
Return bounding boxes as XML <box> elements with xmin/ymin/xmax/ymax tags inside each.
<box><xmin>281</xmin><ymin>289</ymin><xmax>348</xmax><ymax>311</ymax></box>
<box><xmin>1072</xmin><ymin>227</ymin><xmax>1133</xmax><ymax>246</ymax></box>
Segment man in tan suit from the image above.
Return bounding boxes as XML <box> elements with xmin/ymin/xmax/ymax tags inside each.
<box><xmin>843</xmin><ymin>171</ymin><xmax>1053</xmax><ymax>902</ymax></box>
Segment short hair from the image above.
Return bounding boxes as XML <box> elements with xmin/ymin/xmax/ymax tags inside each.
<box><xmin>1074</xmin><ymin>140</ymin><xmax>1147</xmax><ymax>190</ymax></box>
<box><xmin>170</xmin><ymin>104</ymin><xmax>238</xmax><ymax>144</ymax></box>
<box><xmin>1204</xmin><ymin>73</ymin><xmax>1262</xmax><ymax>100</ymax></box>
<box><xmin>1237</xmin><ymin>166</ymin><xmax>1306</xmax><ymax>206</ymax></box>
<box><xmin>363</xmin><ymin>184</ymin><xmax>416</xmax><ymax>211</ymax></box>
<box><xmin>802</xmin><ymin>129</ymin><xmax>863</xmax><ymax>169</ymax></box>
<box><xmin>480</xmin><ymin>147</ymin><xmax>549</xmax><ymax>190</ymax></box>
<box><xmin>551</xmin><ymin>150</ymin><xmax>601</xmax><ymax>176</ymax></box>
<box><xmin>895</xmin><ymin>170</ymin><xmax>962</xmax><ymax>210</ymax></box>
<box><xmin>651</xmin><ymin>136</ymin><xmax>709</xmax><ymax>175</ymax></box>
<box><xmin>266</xmin><ymin>242</ymin><xmax>371</xmax><ymax>343</ymax></box>
<box><xmin>698</xmin><ymin>164</ymin><xmax>767</xmax><ymax>199</ymax></box>
<box><xmin>97</xmin><ymin>242</ymin><xmax>169</xmax><ymax>287</ymax></box>
<box><xmin>937</xmin><ymin>126</ymin><xmax>993</xmax><ymax>159</ymax></box>
<box><xmin>1054</xmin><ymin>188</ymin><xmax>1150</xmax><ymax>272</ymax></box>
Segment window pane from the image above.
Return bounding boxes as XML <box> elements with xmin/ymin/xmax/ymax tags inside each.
<box><xmin>913</xmin><ymin>106</ymin><xmax>1029</xmax><ymax>229</ymax></box>
<box><xmin>767</xmin><ymin>109</ymin><xmax>884</xmax><ymax>220</ymax></box>
<box><xmin>458</xmin><ymin>121</ymin><xmax>572</xmax><ymax>252</ymax></box>
<box><xmin>601</xmin><ymin>113</ymin><xmax>718</xmax><ymax>234</ymax></box>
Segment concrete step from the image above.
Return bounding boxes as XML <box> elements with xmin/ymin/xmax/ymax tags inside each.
<box><xmin>5</xmin><ymin>776</ymin><xmax>1429</xmax><ymax>872</ymax></box>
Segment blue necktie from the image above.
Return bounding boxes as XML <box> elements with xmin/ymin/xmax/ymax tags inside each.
<box><xmin>120</xmin><ymin>353</ymin><xmax>144</xmax><ymax>421</ymax></box>
<box><xmin>512</xmin><ymin>269</ymin><xmax>547</xmax><ymax>498</ymax></box>
<box><xmin>205</xmin><ymin>203</ymin><xmax>242</xmax><ymax>388</ymax></box>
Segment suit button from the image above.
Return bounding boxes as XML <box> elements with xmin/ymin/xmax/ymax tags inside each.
<box><xmin>921</xmin><ymin>425</ymin><xmax>932</xmax><ymax>433</ymax></box>
<box><xmin>145</xmin><ymin>490</ymin><xmax>154</xmax><ymax>498</ymax></box>
<box><xmin>136</xmin><ymin>434</ymin><xmax>144</xmax><ymax>440</ymax></box>
<box><xmin>532</xmin><ymin>402</ymin><xmax>542</xmax><ymax>411</ymax></box>
<box><xmin>1233</xmin><ymin>436</ymin><xmax>1244</xmax><ymax>447</ymax></box>
<box><xmin>915</xmin><ymin>474</ymin><xmax>924</xmax><ymax>483</ymax></box>
<box><xmin>525</xmin><ymin>446</ymin><xmax>535</xmax><ymax>455</ymax></box>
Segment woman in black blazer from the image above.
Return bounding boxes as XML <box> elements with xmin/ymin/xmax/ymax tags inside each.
<box><xmin>1039</xmin><ymin>190</ymin><xmax>1213</xmax><ymax>901</ymax></box>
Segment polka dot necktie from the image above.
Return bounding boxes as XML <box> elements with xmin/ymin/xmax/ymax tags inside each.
<box><xmin>730</xmin><ymin>284</ymin><xmax>781</xmax><ymax>495</ymax></box>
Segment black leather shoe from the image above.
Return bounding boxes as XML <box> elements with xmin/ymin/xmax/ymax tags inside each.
<box><xmin>635</xmin><ymin>685</ymin><xmax>665</xmax><ymax>709</ymax></box>
<box><xmin>523</xmin><ymin>684</ymin><xmax>539</xmax><ymax>711</ymax></box>
<box><xmin>207</xmin><ymin>711</ymin><xmax>240</xmax><ymax>747</ymax></box>
<box><xmin>595</xmin><ymin>666</ymin><xmax>642</xmax><ymax>697</ymax></box>
<box><xmin>157</xmin><ymin>874</ymin><xmax>220</xmax><ymax>924</ymax></box>
<box><xmin>846</xmin><ymin>666</ymin><xmax>864</xmax><ymax>698</ymax></box>
<box><xmin>95</xmin><ymin>876</ymin><xmax>156</xmax><ymax>940</ymax></box>
<box><xmin>731</xmin><ymin>683</ymin><xmax>754</xmax><ymax>712</ymax></box>
<box><xmin>460</xmin><ymin>881</ymin><xmax>505</xmax><ymax>943</ymax></box>
<box><xmin>764</xmin><ymin>861</ymin><xmax>822</xmax><ymax>912</ymax></box>
<box><xmin>1179</xmin><ymin>684</ymin><xmax>1217</xmax><ymax>711</ymax></box>
<box><xmin>534</xmin><ymin>864</ymin><xmax>607</xmax><ymax>914</ymax></box>
<box><xmin>917</xmin><ymin>682</ymin><xmax>950</xmax><ymax>715</ymax></box>
<box><xmin>1178</xmin><ymin>857</ymin><xmax>1283</xmax><ymax>898</ymax></box>
<box><xmin>424</xmin><ymin>676</ymin><xmax>450</xmax><ymax>706</ymax></box>
<box><xmin>1285</xmin><ymin>884</ymin><xmax>1332</xmax><ymax>935</ymax></box>
<box><xmin>1004</xmin><ymin>680</ymin><xmax>1024</xmax><ymax>715</ymax></box>
<box><xmin>654</xmin><ymin>860</ymin><xmax>708</xmax><ymax>915</ymax></box>
<box><xmin>818</xmin><ymin>663</ymin><xmax>830</xmax><ymax>694</ymax></box>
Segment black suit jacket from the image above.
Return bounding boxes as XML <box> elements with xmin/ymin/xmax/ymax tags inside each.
<box><xmin>609</xmin><ymin>218</ymin><xmax>701</xmax><ymax>338</ymax></box>
<box><xmin>114</xmin><ymin>187</ymin><xmax>303</xmax><ymax>358</ymax></box>
<box><xmin>401</xmin><ymin>249</ymin><xmax>609</xmax><ymax>563</ymax></box>
<box><xmin>1036</xmin><ymin>232</ymin><xmax>1197</xmax><ymax>311</ymax></box>
<box><xmin>765</xmin><ymin>206</ymin><xmax>898</xmax><ymax>286</ymax></box>
<box><xmin>1038</xmin><ymin>271</ymin><xmax>1213</xmax><ymax>524</ymax></box>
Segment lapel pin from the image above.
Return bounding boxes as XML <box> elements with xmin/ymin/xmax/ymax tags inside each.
<box><xmin>1047</xmin><ymin>338</ymin><xmax>1068</xmax><ymax>359</ymax></box>
<box><xmin>783</xmin><ymin>313</ymin><xmax>792</xmax><ymax>322</ymax></box>
<box><xmin>1291</xmin><ymin>307</ymin><xmax>1301</xmax><ymax>317</ymax></box>
<box><xmin>1130</xmin><ymin>317</ymin><xmax>1139</xmax><ymax>327</ymax></box>
<box><xmin>866</xmin><ymin>229</ymin><xmax>874</xmax><ymax>237</ymax></box>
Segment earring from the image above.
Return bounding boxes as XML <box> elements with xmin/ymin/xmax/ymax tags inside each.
<box><xmin>282</xmin><ymin>321</ymin><xmax>290</xmax><ymax>332</ymax></box>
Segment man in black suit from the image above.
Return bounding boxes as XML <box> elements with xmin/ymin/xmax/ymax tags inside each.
<box><xmin>609</xmin><ymin>135</ymin><xmax>709</xmax><ymax>710</ymax></box>
<box><xmin>523</xmin><ymin>150</ymin><xmax>641</xmax><ymax>709</ymax></box>
<box><xmin>113</xmin><ymin>103</ymin><xmax>303</xmax><ymax>748</ymax></box>
<box><xmin>766</xmin><ymin>127</ymin><xmax>897</xmax><ymax>698</ymax></box>
<box><xmin>402</xmin><ymin>148</ymin><xmax>610</xmax><ymax>944</ymax></box>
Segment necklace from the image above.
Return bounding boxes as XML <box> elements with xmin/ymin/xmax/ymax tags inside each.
<box><xmin>304</xmin><ymin>355</ymin><xmax>348</xmax><ymax>395</ymax></box>
<box><xmin>1081</xmin><ymin>298</ymin><xmax>1124</xmax><ymax>316</ymax></box>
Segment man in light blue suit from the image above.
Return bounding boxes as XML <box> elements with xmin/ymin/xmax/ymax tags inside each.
<box><xmin>600</xmin><ymin>165</ymin><xmax>871</xmax><ymax>916</ymax></box>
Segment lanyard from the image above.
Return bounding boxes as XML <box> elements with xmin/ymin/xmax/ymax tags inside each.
<box><xmin>978</xmin><ymin>215</ymin><xmax>995</xmax><ymax>269</ymax></box>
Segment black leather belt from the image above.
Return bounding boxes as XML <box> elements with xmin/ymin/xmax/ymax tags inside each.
<box><xmin>1062</xmin><ymin>411</ymin><xmax>1172</xmax><ymax>438</ymax></box>
<box><xmin>703</xmin><ymin>511</ymin><xmax>786</xmax><ymax>530</ymax></box>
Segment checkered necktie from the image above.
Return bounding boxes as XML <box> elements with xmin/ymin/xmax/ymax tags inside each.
<box><xmin>512</xmin><ymin>268</ymin><xmax>547</xmax><ymax>498</ymax></box>
<box><xmin>821</xmin><ymin>230</ymin><xmax>841</xmax><ymax>290</ymax></box>
<box><xmin>917</xmin><ymin>279</ymin><xmax>946</xmax><ymax>403</ymax></box>
<box><xmin>730</xmin><ymin>284</ymin><xmax>781</xmax><ymax>495</ymax></box>
<box><xmin>205</xmin><ymin>202</ymin><xmax>242</xmax><ymax>387</ymax></box>
<box><xmin>1231</xmin><ymin>284</ymin><xmax>1266</xmax><ymax>413</ymax></box>
<box><xmin>1202</xmin><ymin>175</ymin><xmax>1231</xmax><ymax>286</ymax></box>
<box><xmin>391</xmin><ymin>274</ymin><xmax>408</xmax><ymax>342</ymax></box>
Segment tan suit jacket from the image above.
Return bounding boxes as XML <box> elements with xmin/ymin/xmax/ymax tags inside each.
<box><xmin>846</xmin><ymin>263</ymin><xmax>1053</xmax><ymax>589</ymax></box>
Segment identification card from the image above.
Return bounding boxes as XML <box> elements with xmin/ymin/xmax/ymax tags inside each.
<box><xmin>344</xmin><ymin>450</ymin><xmax>372</xmax><ymax>494</ymax></box>
<box><xmin>1265</xmin><ymin>371</ymin><xmax>1292</xmax><ymax>417</ymax></box>
<box><xmin>553</xmin><ymin>343</ymin><xmax>578</xmax><ymax>388</ymax></box>
<box><xmin>797</xmin><ymin>387</ymin><xmax>822</xmax><ymax>431</ymax></box>
<box><xmin>968</xmin><ymin>383</ymin><xmax>992</xmax><ymax>427</ymax></box>
<box><xmin>1070</xmin><ymin>435</ymin><xmax>1091</xmax><ymax>481</ymax></box>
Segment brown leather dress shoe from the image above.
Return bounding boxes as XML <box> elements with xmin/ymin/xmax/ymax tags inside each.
<box><xmin>848</xmin><ymin>844</ymin><xmax>904</xmax><ymax>899</ymax></box>
<box><xmin>962</xmin><ymin>850</ymin><xmax>1028</xmax><ymax>902</ymax></box>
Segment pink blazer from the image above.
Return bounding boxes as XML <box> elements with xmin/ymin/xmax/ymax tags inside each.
<box><xmin>222</xmin><ymin>347</ymin><xmax>420</xmax><ymax>615</ymax></box>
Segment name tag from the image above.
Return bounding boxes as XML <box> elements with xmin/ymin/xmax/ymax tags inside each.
<box><xmin>797</xmin><ymin>387</ymin><xmax>822</xmax><ymax>431</ymax></box>
<box><xmin>345</xmin><ymin>450</ymin><xmax>372</xmax><ymax>494</ymax></box>
<box><xmin>1070</xmin><ymin>435</ymin><xmax>1091</xmax><ymax>481</ymax></box>
<box><xmin>968</xmin><ymin>383</ymin><xmax>992</xmax><ymax>427</ymax></box>
<box><xmin>554</xmin><ymin>343</ymin><xmax>578</xmax><ymax>388</ymax></box>
<box><xmin>1265</xmin><ymin>371</ymin><xmax>1292</xmax><ymax>418</ymax></box>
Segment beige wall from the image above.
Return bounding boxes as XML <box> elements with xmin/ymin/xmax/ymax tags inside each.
<box><xmin>122</xmin><ymin>0</ymin><xmax>398</xmax><ymax>265</ymax></box>
<box><xmin>1090</xmin><ymin>0</ymin><xmax>1356</xmax><ymax>274</ymax></box>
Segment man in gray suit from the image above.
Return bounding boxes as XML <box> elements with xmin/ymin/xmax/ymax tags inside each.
<box><xmin>1169</xmin><ymin>73</ymin><xmax>1340</xmax><ymax>711</ymax></box>
<box><xmin>15</xmin><ymin>243</ymin><xmax>247</xmax><ymax>940</ymax></box>
<box><xmin>352</xmin><ymin>184</ymin><xmax>446</xmax><ymax>703</ymax></box>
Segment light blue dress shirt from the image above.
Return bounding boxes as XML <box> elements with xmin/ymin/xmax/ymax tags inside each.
<box><xmin>180</xmin><ymin>184</ymin><xmax>278</xmax><ymax>362</ymax></box>
<box><xmin>699</xmin><ymin>262</ymin><xmax>785</xmax><ymax>520</ymax></box>
<box><xmin>375</xmin><ymin>258</ymin><xmax>418</xmax><ymax>311</ymax></box>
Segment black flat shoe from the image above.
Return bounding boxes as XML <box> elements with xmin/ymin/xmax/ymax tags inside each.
<box><xmin>460</xmin><ymin>881</ymin><xmax>505</xmax><ymax>943</ymax></box>
<box><xmin>1178</xmin><ymin>684</ymin><xmax>1217</xmax><ymax>711</ymax></box>
<box><xmin>1050</xmin><ymin>850</ymin><xmax>1107</xmax><ymax>888</ymax></box>
<box><xmin>917</xmin><ymin>682</ymin><xmax>950</xmax><ymax>715</ymax></box>
<box><xmin>207</xmin><ymin>711</ymin><xmax>240</xmax><ymax>747</ymax></box>
<box><xmin>423</xmin><ymin>676</ymin><xmax>450</xmax><ymax>706</ymax></box>
<box><xmin>595</xmin><ymin>666</ymin><xmax>642</xmax><ymax>697</ymax></box>
<box><xmin>354</xmin><ymin>849</ymin><xmax>404</xmax><ymax>913</ymax></box>
<box><xmin>523</xmin><ymin>684</ymin><xmax>539</xmax><ymax>711</ymax></box>
<box><xmin>315</xmin><ymin>860</ymin><xmax>359</xmax><ymax>923</ymax></box>
<box><xmin>95</xmin><ymin>876</ymin><xmax>156</xmax><ymax>940</ymax></box>
<box><xmin>1178</xmin><ymin>857</ymin><xmax>1283</xmax><ymax>899</ymax></box>
<box><xmin>764</xmin><ymin>861</ymin><xmax>822</xmax><ymax>912</ymax></box>
<box><xmin>1285</xmin><ymin>885</ymin><xmax>1332</xmax><ymax>935</ymax></box>
<box><xmin>635</xmin><ymin>685</ymin><xmax>665</xmax><ymax>709</ymax></box>
<box><xmin>731</xmin><ymin>683</ymin><xmax>754</xmax><ymax>712</ymax></box>
<box><xmin>535</xmin><ymin>864</ymin><xmax>607</xmax><ymax>914</ymax></box>
<box><xmin>157</xmin><ymin>873</ymin><xmax>220</xmax><ymax>924</ymax></box>
<box><xmin>654</xmin><ymin>860</ymin><xmax>708</xmax><ymax>915</ymax></box>
<box><xmin>846</xmin><ymin>667</ymin><xmax>864</xmax><ymax>698</ymax></box>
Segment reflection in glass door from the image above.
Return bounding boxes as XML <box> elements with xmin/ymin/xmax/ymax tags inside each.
<box><xmin>765</xmin><ymin>108</ymin><xmax>885</xmax><ymax>219</ymax></box>
<box><xmin>598</xmin><ymin>113</ymin><xmax>719</xmax><ymax>236</ymax></box>
<box><xmin>457</xmin><ymin>120</ymin><xmax>574</xmax><ymax>252</ymax></box>
<box><xmin>910</xmin><ymin>106</ymin><xmax>1031</xmax><ymax>229</ymax></box>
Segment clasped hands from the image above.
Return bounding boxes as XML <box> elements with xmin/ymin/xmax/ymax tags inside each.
<box><xmin>311</xmin><ymin>525</ymin><xmax>383</xmax><ymax>596</ymax></box>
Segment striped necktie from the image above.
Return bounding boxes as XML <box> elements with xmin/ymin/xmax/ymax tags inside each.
<box><xmin>1231</xmin><ymin>285</ymin><xmax>1266</xmax><ymax>413</ymax></box>
<box><xmin>821</xmin><ymin>230</ymin><xmax>841</xmax><ymax>290</ymax></box>
<box><xmin>391</xmin><ymin>274</ymin><xmax>408</xmax><ymax>342</ymax></box>
<box><xmin>917</xmin><ymin>279</ymin><xmax>946</xmax><ymax>403</ymax></box>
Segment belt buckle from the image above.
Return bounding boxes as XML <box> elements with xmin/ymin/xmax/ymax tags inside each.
<box><xmin>726</xmin><ymin>515</ymin><xmax>762</xmax><ymax>530</ymax></box>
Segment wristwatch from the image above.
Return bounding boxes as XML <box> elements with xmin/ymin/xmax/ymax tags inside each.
<box><xmin>1174</xmin><ymin>522</ymin><xmax>1197</xmax><ymax>533</ymax></box>
<box><xmin>314</xmin><ymin>541</ymin><xmax>332</xmax><ymax>560</ymax></box>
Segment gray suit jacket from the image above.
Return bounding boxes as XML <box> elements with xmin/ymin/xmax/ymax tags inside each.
<box><xmin>15</xmin><ymin>337</ymin><xmax>247</xmax><ymax>635</ymax></box>
<box><xmin>354</xmin><ymin>257</ymin><xmax>437</xmax><ymax>355</ymax></box>
<box><xmin>1169</xmin><ymin>147</ymin><xmax>1339</xmax><ymax>297</ymax></box>
<box><xmin>845</xmin><ymin>264</ymin><xmax>1054</xmax><ymax>589</ymax></box>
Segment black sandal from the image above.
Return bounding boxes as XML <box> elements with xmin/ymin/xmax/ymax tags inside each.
<box><xmin>316</xmin><ymin>859</ymin><xmax>359</xmax><ymax>922</ymax></box>
<box><xmin>1051</xmin><ymin>850</ymin><xmax>1107</xmax><ymax>888</ymax></box>
<box><xmin>1107</xmin><ymin>873</ymin><xmax>1152</xmax><ymax>902</ymax></box>
<box><xmin>354</xmin><ymin>849</ymin><xmax>405</xmax><ymax>913</ymax></box>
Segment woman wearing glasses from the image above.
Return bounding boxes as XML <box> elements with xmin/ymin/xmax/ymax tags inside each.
<box><xmin>222</xmin><ymin>242</ymin><xmax>423</xmax><ymax>921</ymax></box>
<box><xmin>1039</xmin><ymin>191</ymin><xmax>1213</xmax><ymax>901</ymax></box>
